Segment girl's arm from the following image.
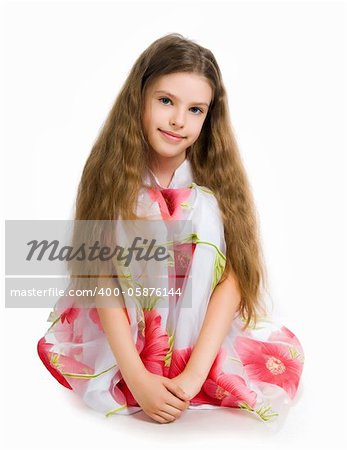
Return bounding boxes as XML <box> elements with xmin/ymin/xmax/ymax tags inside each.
<box><xmin>95</xmin><ymin>280</ymin><xmax>147</xmax><ymax>389</ymax></box>
<box><xmin>96</xmin><ymin>278</ymin><xmax>190</xmax><ymax>422</ymax></box>
<box><xmin>183</xmin><ymin>270</ymin><xmax>241</xmax><ymax>385</ymax></box>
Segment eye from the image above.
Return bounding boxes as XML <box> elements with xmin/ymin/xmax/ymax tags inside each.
<box><xmin>190</xmin><ymin>106</ymin><xmax>204</xmax><ymax>115</ymax></box>
<box><xmin>158</xmin><ymin>97</ymin><xmax>204</xmax><ymax>115</ymax></box>
<box><xmin>159</xmin><ymin>97</ymin><xmax>172</xmax><ymax>105</ymax></box>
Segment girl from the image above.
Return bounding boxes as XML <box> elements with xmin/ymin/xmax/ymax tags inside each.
<box><xmin>37</xmin><ymin>33</ymin><xmax>304</xmax><ymax>427</ymax></box>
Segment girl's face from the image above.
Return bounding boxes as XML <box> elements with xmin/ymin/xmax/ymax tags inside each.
<box><xmin>142</xmin><ymin>72</ymin><xmax>212</xmax><ymax>166</ymax></box>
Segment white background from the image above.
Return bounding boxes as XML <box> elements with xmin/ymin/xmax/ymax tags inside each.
<box><xmin>1</xmin><ymin>0</ymin><xmax>346</xmax><ymax>449</ymax></box>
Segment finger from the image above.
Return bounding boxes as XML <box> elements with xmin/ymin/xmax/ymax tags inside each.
<box><xmin>164</xmin><ymin>381</ymin><xmax>190</xmax><ymax>401</ymax></box>
<box><xmin>165</xmin><ymin>391</ymin><xmax>190</xmax><ymax>411</ymax></box>
<box><xmin>162</xmin><ymin>403</ymin><xmax>186</xmax><ymax>417</ymax></box>
<box><xmin>157</xmin><ymin>410</ymin><xmax>177</xmax><ymax>422</ymax></box>
<box><xmin>151</xmin><ymin>413</ymin><xmax>171</xmax><ymax>424</ymax></box>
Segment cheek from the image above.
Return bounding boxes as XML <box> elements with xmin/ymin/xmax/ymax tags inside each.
<box><xmin>151</xmin><ymin>104</ymin><xmax>168</xmax><ymax>125</ymax></box>
<box><xmin>142</xmin><ymin>109</ymin><xmax>154</xmax><ymax>134</ymax></box>
<box><xmin>189</xmin><ymin>120</ymin><xmax>205</xmax><ymax>139</ymax></box>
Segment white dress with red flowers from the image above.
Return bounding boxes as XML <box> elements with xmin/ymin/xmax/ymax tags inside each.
<box><xmin>37</xmin><ymin>158</ymin><xmax>304</xmax><ymax>427</ymax></box>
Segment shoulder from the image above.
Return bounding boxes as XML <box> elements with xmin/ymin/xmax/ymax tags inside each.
<box><xmin>189</xmin><ymin>182</ymin><xmax>214</xmax><ymax>195</ymax></box>
<box><xmin>190</xmin><ymin>182</ymin><xmax>219</xmax><ymax>207</ymax></box>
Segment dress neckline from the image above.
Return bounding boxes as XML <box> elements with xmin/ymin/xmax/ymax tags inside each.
<box><xmin>143</xmin><ymin>158</ymin><xmax>194</xmax><ymax>189</ymax></box>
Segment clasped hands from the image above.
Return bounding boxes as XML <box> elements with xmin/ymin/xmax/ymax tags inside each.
<box><xmin>128</xmin><ymin>368</ymin><xmax>205</xmax><ymax>424</ymax></box>
<box><xmin>170</xmin><ymin>369</ymin><xmax>205</xmax><ymax>401</ymax></box>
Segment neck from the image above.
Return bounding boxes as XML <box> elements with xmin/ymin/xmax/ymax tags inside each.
<box><xmin>150</xmin><ymin>151</ymin><xmax>186</xmax><ymax>188</ymax></box>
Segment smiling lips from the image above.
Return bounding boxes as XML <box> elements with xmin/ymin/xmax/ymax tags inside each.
<box><xmin>159</xmin><ymin>129</ymin><xmax>185</xmax><ymax>142</ymax></box>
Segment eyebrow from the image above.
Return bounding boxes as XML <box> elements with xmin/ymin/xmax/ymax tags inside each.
<box><xmin>154</xmin><ymin>90</ymin><xmax>210</xmax><ymax>108</ymax></box>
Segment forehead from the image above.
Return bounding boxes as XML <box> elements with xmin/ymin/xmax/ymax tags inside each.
<box><xmin>146</xmin><ymin>72</ymin><xmax>213</xmax><ymax>103</ymax></box>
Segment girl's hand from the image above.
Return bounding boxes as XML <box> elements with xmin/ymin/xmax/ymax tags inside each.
<box><xmin>128</xmin><ymin>371</ymin><xmax>190</xmax><ymax>424</ymax></box>
<box><xmin>170</xmin><ymin>370</ymin><xmax>205</xmax><ymax>400</ymax></box>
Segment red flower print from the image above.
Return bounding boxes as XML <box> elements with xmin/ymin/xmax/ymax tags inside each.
<box><xmin>148</xmin><ymin>187</ymin><xmax>192</xmax><ymax>220</ymax></box>
<box><xmin>202</xmin><ymin>374</ymin><xmax>257</xmax><ymax>408</ymax></box>
<box><xmin>173</xmin><ymin>242</ymin><xmax>196</xmax><ymax>294</ymax></box>
<box><xmin>167</xmin><ymin>346</ymin><xmax>257</xmax><ymax>408</ymax></box>
<box><xmin>37</xmin><ymin>337</ymin><xmax>72</xmax><ymax>390</ymax></box>
<box><xmin>234</xmin><ymin>336</ymin><xmax>303</xmax><ymax>400</ymax></box>
<box><xmin>60</xmin><ymin>307</ymin><xmax>80</xmax><ymax>324</ymax></box>
<box><xmin>89</xmin><ymin>308</ymin><xmax>104</xmax><ymax>332</ymax></box>
<box><xmin>109</xmin><ymin>379</ymin><xmax>127</xmax><ymax>406</ymax></box>
<box><xmin>51</xmin><ymin>308</ymin><xmax>81</xmax><ymax>343</ymax></box>
<box><xmin>166</xmin><ymin>346</ymin><xmax>192</xmax><ymax>379</ymax></box>
<box><xmin>37</xmin><ymin>336</ymin><xmax>94</xmax><ymax>390</ymax></box>
<box><xmin>114</xmin><ymin>378</ymin><xmax>139</xmax><ymax>407</ymax></box>
<box><xmin>268</xmin><ymin>325</ymin><xmax>304</xmax><ymax>357</ymax></box>
<box><xmin>139</xmin><ymin>310</ymin><xmax>170</xmax><ymax>374</ymax></box>
<box><xmin>168</xmin><ymin>243</ymin><xmax>196</xmax><ymax>300</ymax></box>
<box><xmin>110</xmin><ymin>309</ymin><xmax>170</xmax><ymax>406</ymax></box>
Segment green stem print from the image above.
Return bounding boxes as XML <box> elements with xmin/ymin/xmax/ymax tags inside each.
<box><xmin>105</xmin><ymin>405</ymin><xmax>128</xmax><ymax>417</ymax></box>
<box><xmin>188</xmin><ymin>182</ymin><xmax>214</xmax><ymax>195</ymax></box>
<box><xmin>49</xmin><ymin>351</ymin><xmax>118</xmax><ymax>379</ymax></box>
<box><xmin>164</xmin><ymin>332</ymin><xmax>175</xmax><ymax>367</ymax></box>
<box><xmin>239</xmin><ymin>401</ymin><xmax>279</xmax><ymax>422</ymax></box>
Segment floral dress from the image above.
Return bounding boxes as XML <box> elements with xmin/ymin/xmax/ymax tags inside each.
<box><xmin>37</xmin><ymin>158</ymin><xmax>304</xmax><ymax>428</ymax></box>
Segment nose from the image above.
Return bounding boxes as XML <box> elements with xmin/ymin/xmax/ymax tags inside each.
<box><xmin>170</xmin><ymin>108</ymin><xmax>185</xmax><ymax>128</ymax></box>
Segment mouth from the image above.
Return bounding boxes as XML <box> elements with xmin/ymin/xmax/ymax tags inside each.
<box><xmin>159</xmin><ymin>129</ymin><xmax>186</xmax><ymax>142</ymax></box>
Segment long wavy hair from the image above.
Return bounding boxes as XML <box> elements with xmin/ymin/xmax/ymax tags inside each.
<box><xmin>73</xmin><ymin>32</ymin><xmax>272</xmax><ymax>330</ymax></box>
